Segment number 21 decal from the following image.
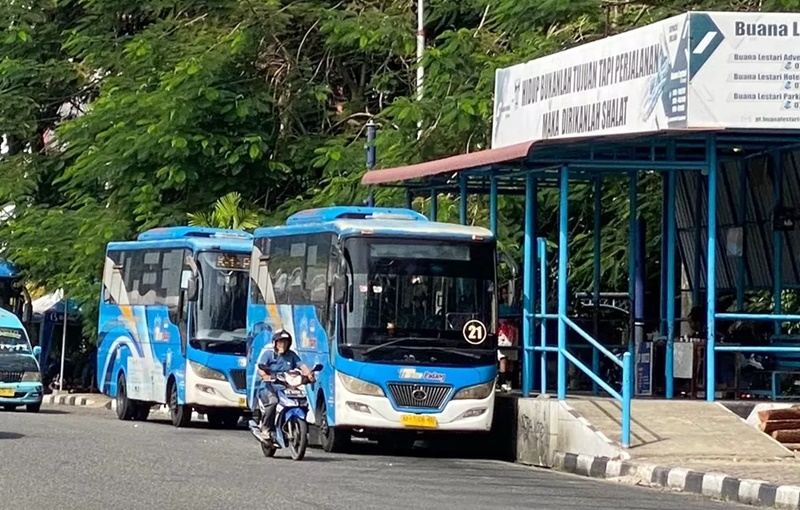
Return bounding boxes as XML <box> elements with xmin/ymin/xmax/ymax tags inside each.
<box><xmin>462</xmin><ymin>319</ymin><xmax>488</xmax><ymax>345</ymax></box>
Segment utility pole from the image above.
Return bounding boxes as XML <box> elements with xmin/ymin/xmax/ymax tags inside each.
<box><xmin>366</xmin><ymin>119</ymin><xmax>376</xmax><ymax>207</ymax></box>
<box><xmin>416</xmin><ymin>0</ymin><xmax>424</xmax><ymax>140</ymax></box>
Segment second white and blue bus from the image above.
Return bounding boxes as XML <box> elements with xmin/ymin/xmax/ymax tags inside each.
<box><xmin>97</xmin><ymin>227</ymin><xmax>253</xmax><ymax>427</ymax></box>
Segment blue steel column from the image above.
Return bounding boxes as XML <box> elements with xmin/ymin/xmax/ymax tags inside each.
<box><xmin>665</xmin><ymin>141</ymin><xmax>677</xmax><ymax>399</ymax></box>
<box><xmin>365</xmin><ymin>120</ymin><xmax>376</xmax><ymax>207</ymax></box>
<box><xmin>660</xmin><ymin>172</ymin><xmax>668</xmax><ymax>338</ymax></box>
<box><xmin>773</xmin><ymin>151</ymin><xmax>783</xmax><ymax>336</ymax></box>
<box><xmin>459</xmin><ymin>173</ymin><xmax>468</xmax><ymax>225</ymax></box>
<box><xmin>522</xmin><ymin>173</ymin><xmax>537</xmax><ymax>397</ymax></box>
<box><xmin>592</xmin><ymin>176</ymin><xmax>601</xmax><ymax>394</ymax></box>
<box><xmin>490</xmin><ymin>176</ymin><xmax>499</xmax><ymax>236</ymax></box>
<box><xmin>557</xmin><ymin>165</ymin><xmax>569</xmax><ymax>400</ymax></box>
<box><xmin>706</xmin><ymin>135</ymin><xmax>718</xmax><ymax>402</ymax></box>
<box><xmin>736</xmin><ymin>161</ymin><xmax>747</xmax><ymax>311</ymax></box>
<box><xmin>429</xmin><ymin>188</ymin><xmax>438</xmax><ymax>221</ymax></box>
<box><xmin>539</xmin><ymin>237</ymin><xmax>548</xmax><ymax>394</ymax></box>
<box><xmin>628</xmin><ymin>171</ymin><xmax>638</xmax><ymax>366</ymax></box>
<box><xmin>693</xmin><ymin>180</ymin><xmax>702</xmax><ymax>305</ymax></box>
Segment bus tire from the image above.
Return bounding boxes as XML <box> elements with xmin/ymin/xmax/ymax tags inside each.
<box><xmin>168</xmin><ymin>380</ymin><xmax>191</xmax><ymax>428</ymax></box>
<box><xmin>319</xmin><ymin>401</ymin><xmax>349</xmax><ymax>453</ymax></box>
<box><xmin>116</xmin><ymin>373</ymin><xmax>135</xmax><ymax>421</ymax></box>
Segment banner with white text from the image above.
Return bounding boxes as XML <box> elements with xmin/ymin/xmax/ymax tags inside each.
<box><xmin>491</xmin><ymin>14</ymin><xmax>689</xmax><ymax>149</ymax></box>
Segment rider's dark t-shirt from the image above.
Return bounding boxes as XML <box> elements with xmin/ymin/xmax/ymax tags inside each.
<box><xmin>258</xmin><ymin>349</ymin><xmax>302</xmax><ymax>376</ymax></box>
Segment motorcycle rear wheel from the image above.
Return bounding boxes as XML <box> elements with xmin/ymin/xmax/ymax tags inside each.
<box><xmin>288</xmin><ymin>417</ymin><xmax>308</xmax><ymax>461</ymax></box>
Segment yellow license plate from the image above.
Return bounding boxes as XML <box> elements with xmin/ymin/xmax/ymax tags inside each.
<box><xmin>400</xmin><ymin>414</ymin><xmax>438</xmax><ymax>429</ymax></box>
<box><xmin>0</xmin><ymin>388</ymin><xmax>14</xmax><ymax>397</ymax></box>
<box><xmin>238</xmin><ymin>397</ymin><xmax>247</xmax><ymax>408</ymax></box>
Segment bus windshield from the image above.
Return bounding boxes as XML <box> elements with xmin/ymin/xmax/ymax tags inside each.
<box><xmin>0</xmin><ymin>327</ymin><xmax>31</xmax><ymax>354</ymax></box>
<box><xmin>194</xmin><ymin>252</ymin><xmax>249</xmax><ymax>347</ymax></box>
<box><xmin>341</xmin><ymin>237</ymin><xmax>496</xmax><ymax>366</ymax></box>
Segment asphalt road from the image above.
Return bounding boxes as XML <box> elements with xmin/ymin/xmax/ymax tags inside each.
<box><xmin>0</xmin><ymin>405</ymin><xmax>745</xmax><ymax>510</ymax></box>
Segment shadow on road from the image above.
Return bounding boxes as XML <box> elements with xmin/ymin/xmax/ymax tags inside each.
<box><xmin>36</xmin><ymin>408</ymin><xmax>71</xmax><ymax>415</ymax></box>
<box><xmin>0</xmin><ymin>432</ymin><xmax>24</xmax><ymax>440</ymax></box>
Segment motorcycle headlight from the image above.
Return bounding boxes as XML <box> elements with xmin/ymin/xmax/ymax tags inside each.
<box><xmin>453</xmin><ymin>380</ymin><xmax>495</xmax><ymax>400</ymax></box>
<box><xmin>337</xmin><ymin>372</ymin><xmax>384</xmax><ymax>397</ymax></box>
<box><xmin>188</xmin><ymin>361</ymin><xmax>227</xmax><ymax>381</ymax></box>
<box><xmin>22</xmin><ymin>371</ymin><xmax>41</xmax><ymax>383</ymax></box>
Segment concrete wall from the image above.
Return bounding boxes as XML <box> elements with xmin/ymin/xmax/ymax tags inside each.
<box><xmin>493</xmin><ymin>395</ymin><xmax>624</xmax><ymax>467</ymax></box>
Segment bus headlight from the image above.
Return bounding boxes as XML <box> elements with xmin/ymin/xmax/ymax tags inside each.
<box><xmin>22</xmin><ymin>371</ymin><xmax>41</xmax><ymax>383</ymax></box>
<box><xmin>337</xmin><ymin>372</ymin><xmax>385</xmax><ymax>397</ymax></box>
<box><xmin>188</xmin><ymin>361</ymin><xmax>227</xmax><ymax>381</ymax></box>
<box><xmin>453</xmin><ymin>380</ymin><xmax>495</xmax><ymax>400</ymax></box>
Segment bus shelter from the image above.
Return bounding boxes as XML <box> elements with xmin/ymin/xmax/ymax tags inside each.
<box><xmin>360</xmin><ymin>11</ymin><xmax>800</xmax><ymax>446</ymax></box>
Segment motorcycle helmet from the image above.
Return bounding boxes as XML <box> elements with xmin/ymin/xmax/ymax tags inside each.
<box><xmin>272</xmin><ymin>329</ymin><xmax>293</xmax><ymax>350</ymax></box>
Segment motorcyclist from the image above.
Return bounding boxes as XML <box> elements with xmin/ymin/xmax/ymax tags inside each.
<box><xmin>256</xmin><ymin>329</ymin><xmax>315</xmax><ymax>441</ymax></box>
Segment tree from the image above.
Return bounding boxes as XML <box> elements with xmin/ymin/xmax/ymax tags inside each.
<box><xmin>5</xmin><ymin>0</ymin><xmax>800</xmax><ymax>342</ymax></box>
<box><xmin>188</xmin><ymin>192</ymin><xmax>260</xmax><ymax>231</ymax></box>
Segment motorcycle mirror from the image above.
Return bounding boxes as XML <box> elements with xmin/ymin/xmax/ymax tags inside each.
<box><xmin>312</xmin><ymin>364</ymin><xmax>323</xmax><ymax>372</ymax></box>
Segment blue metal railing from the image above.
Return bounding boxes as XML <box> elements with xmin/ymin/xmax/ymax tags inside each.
<box><xmin>525</xmin><ymin>237</ymin><xmax>632</xmax><ymax>448</ymax></box>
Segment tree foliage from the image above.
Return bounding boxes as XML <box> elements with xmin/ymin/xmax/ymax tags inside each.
<box><xmin>188</xmin><ymin>192</ymin><xmax>260</xmax><ymax>230</ymax></box>
<box><xmin>3</xmin><ymin>0</ymin><xmax>800</xmax><ymax>340</ymax></box>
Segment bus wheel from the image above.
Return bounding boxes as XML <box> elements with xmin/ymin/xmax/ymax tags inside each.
<box><xmin>168</xmin><ymin>381</ymin><xmax>191</xmax><ymax>428</ymax></box>
<box><xmin>319</xmin><ymin>401</ymin><xmax>349</xmax><ymax>453</ymax></box>
<box><xmin>116</xmin><ymin>374</ymin><xmax>135</xmax><ymax>421</ymax></box>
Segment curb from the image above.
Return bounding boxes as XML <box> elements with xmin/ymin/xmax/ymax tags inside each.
<box><xmin>553</xmin><ymin>452</ymin><xmax>800</xmax><ymax>509</ymax></box>
<box><xmin>44</xmin><ymin>394</ymin><xmax>99</xmax><ymax>407</ymax></box>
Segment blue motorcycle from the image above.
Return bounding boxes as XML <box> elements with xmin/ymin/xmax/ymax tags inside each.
<box><xmin>248</xmin><ymin>364</ymin><xmax>322</xmax><ymax>460</ymax></box>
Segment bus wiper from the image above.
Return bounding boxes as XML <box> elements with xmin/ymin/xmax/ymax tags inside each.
<box><xmin>363</xmin><ymin>337</ymin><xmax>430</xmax><ymax>354</ymax></box>
<box><xmin>426</xmin><ymin>347</ymin><xmax>481</xmax><ymax>359</ymax></box>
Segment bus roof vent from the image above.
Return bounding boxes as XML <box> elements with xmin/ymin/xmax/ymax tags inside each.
<box><xmin>286</xmin><ymin>207</ymin><xmax>428</xmax><ymax>226</ymax></box>
<box><xmin>137</xmin><ymin>227</ymin><xmax>253</xmax><ymax>242</ymax></box>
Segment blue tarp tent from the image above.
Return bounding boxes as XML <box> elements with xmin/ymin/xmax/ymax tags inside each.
<box><xmin>31</xmin><ymin>290</ymin><xmax>82</xmax><ymax>376</ymax></box>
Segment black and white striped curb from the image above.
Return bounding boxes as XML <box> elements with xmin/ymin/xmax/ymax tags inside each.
<box><xmin>44</xmin><ymin>394</ymin><xmax>98</xmax><ymax>406</ymax></box>
<box><xmin>553</xmin><ymin>452</ymin><xmax>800</xmax><ymax>509</ymax></box>
<box><xmin>106</xmin><ymin>400</ymin><xmax>207</xmax><ymax>421</ymax></box>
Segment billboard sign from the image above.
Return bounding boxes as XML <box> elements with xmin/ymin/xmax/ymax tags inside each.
<box><xmin>492</xmin><ymin>14</ymin><xmax>689</xmax><ymax>148</ymax></box>
<box><xmin>687</xmin><ymin>12</ymin><xmax>800</xmax><ymax>129</ymax></box>
<box><xmin>492</xmin><ymin>11</ymin><xmax>800</xmax><ymax>149</ymax></box>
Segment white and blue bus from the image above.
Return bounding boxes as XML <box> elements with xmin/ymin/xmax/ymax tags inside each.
<box><xmin>246</xmin><ymin>207</ymin><xmax>497</xmax><ymax>452</ymax></box>
<box><xmin>97</xmin><ymin>227</ymin><xmax>253</xmax><ymax>427</ymax></box>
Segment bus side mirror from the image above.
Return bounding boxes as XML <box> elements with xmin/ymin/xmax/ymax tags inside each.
<box><xmin>186</xmin><ymin>275</ymin><xmax>199</xmax><ymax>302</ymax></box>
<box><xmin>33</xmin><ymin>345</ymin><xmax>41</xmax><ymax>359</ymax></box>
<box><xmin>332</xmin><ymin>274</ymin><xmax>347</xmax><ymax>304</ymax></box>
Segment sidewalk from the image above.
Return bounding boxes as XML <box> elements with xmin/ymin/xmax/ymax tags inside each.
<box><xmin>554</xmin><ymin>398</ymin><xmax>800</xmax><ymax>508</ymax></box>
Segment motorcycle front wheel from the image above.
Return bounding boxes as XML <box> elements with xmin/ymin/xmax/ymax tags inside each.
<box><xmin>288</xmin><ymin>417</ymin><xmax>308</xmax><ymax>461</ymax></box>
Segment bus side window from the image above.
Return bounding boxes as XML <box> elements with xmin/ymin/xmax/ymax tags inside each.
<box><xmin>304</xmin><ymin>234</ymin><xmax>333</xmax><ymax>324</ymax></box>
<box><xmin>103</xmin><ymin>250</ymin><xmax>128</xmax><ymax>305</ymax></box>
